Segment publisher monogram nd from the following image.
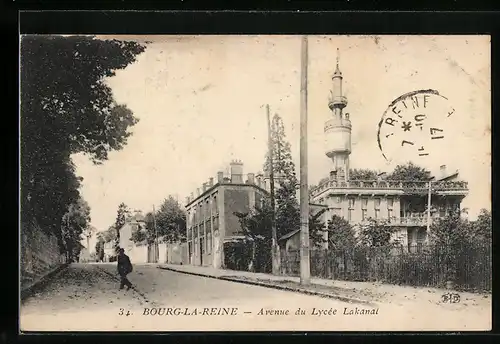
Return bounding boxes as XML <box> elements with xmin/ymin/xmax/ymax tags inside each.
<box><xmin>377</xmin><ymin>90</ymin><xmax>456</xmax><ymax>163</ymax></box>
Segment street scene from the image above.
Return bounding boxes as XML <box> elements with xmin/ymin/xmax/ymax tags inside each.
<box><xmin>21</xmin><ymin>263</ymin><xmax>491</xmax><ymax>331</ymax></box>
<box><xmin>20</xmin><ymin>35</ymin><xmax>491</xmax><ymax>332</ymax></box>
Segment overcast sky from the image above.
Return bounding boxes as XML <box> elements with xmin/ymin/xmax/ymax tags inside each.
<box><xmin>70</xmin><ymin>35</ymin><xmax>491</xmax><ymax>231</ymax></box>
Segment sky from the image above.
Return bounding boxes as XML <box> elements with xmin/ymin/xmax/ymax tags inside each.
<box><xmin>70</xmin><ymin>35</ymin><xmax>491</xmax><ymax>231</ymax></box>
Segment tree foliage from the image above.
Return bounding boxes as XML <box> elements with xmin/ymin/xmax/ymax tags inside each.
<box><xmin>386</xmin><ymin>162</ymin><xmax>431</xmax><ymax>181</ymax></box>
<box><xmin>61</xmin><ymin>197</ymin><xmax>91</xmax><ymax>261</ymax></box>
<box><xmin>309</xmin><ymin>210</ymin><xmax>327</xmax><ymax>248</ymax></box>
<box><xmin>102</xmin><ymin>226</ymin><xmax>117</xmax><ymax>243</ymax></box>
<box><xmin>349</xmin><ymin>169</ymin><xmax>379</xmax><ymax>181</ymax></box>
<box><xmin>131</xmin><ymin>197</ymin><xmax>187</xmax><ymax>244</ymax></box>
<box><xmin>20</xmin><ymin>35</ymin><xmax>145</xmax><ymax>255</ymax></box>
<box><xmin>155</xmin><ymin>196</ymin><xmax>187</xmax><ymax>242</ymax></box>
<box><xmin>326</xmin><ymin>215</ymin><xmax>357</xmax><ymax>250</ymax></box>
<box><xmin>358</xmin><ymin>218</ymin><xmax>398</xmax><ymax>247</ymax></box>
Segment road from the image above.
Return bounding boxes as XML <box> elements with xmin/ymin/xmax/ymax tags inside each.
<box><xmin>20</xmin><ymin>263</ymin><xmax>491</xmax><ymax>332</ymax></box>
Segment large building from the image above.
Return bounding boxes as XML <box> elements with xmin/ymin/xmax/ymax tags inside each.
<box><xmin>310</xmin><ymin>52</ymin><xmax>469</xmax><ymax>251</ymax></box>
<box><xmin>185</xmin><ymin>160</ymin><xmax>269</xmax><ymax>268</ymax></box>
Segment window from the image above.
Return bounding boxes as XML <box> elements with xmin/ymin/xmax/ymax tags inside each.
<box><xmin>388</xmin><ymin>209</ymin><xmax>393</xmax><ymax>221</ymax></box>
<box><xmin>374</xmin><ymin>198</ymin><xmax>381</xmax><ymax>209</ymax></box>
<box><xmin>374</xmin><ymin>209</ymin><xmax>380</xmax><ymax>219</ymax></box>
<box><xmin>362</xmin><ymin>198</ymin><xmax>368</xmax><ymax>209</ymax></box>
<box><xmin>336</xmin><ymin>196</ymin><xmax>342</xmax><ymax>203</ymax></box>
<box><xmin>206</xmin><ymin>199</ymin><xmax>210</xmax><ymax>217</ymax></box>
<box><xmin>362</xmin><ymin>209</ymin><xmax>367</xmax><ymax>221</ymax></box>
<box><xmin>348</xmin><ymin>198</ymin><xmax>355</xmax><ymax>208</ymax></box>
<box><xmin>207</xmin><ymin>231</ymin><xmax>212</xmax><ymax>254</ymax></box>
<box><xmin>387</xmin><ymin>198</ymin><xmax>394</xmax><ymax>209</ymax></box>
<box><xmin>213</xmin><ymin>195</ymin><xmax>218</xmax><ymax>214</ymax></box>
<box><xmin>348</xmin><ymin>209</ymin><xmax>353</xmax><ymax>222</ymax></box>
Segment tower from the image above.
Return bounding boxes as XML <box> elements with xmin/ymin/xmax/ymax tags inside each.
<box><xmin>325</xmin><ymin>48</ymin><xmax>352</xmax><ymax>182</ymax></box>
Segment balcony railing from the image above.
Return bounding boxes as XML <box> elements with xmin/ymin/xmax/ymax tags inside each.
<box><xmin>358</xmin><ymin>213</ymin><xmax>451</xmax><ymax>227</ymax></box>
<box><xmin>311</xmin><ymin>179</ymin><xmax>468</xmax><ymax>197</ymax></box>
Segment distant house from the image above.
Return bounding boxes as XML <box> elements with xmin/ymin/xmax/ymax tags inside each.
<box><xmin>117</xmin><ymin>210</ymin><xmax>148</xmax><ymax>263</ymax></box>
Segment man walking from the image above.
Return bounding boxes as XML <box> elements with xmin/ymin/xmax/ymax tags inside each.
<box><xmin>117</xmin><ymin>248</ymin><xmax>133</xmax><ymax>290</ymax></box>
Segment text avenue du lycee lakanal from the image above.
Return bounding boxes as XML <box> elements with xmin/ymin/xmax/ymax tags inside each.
<box><xmin>118</xmin><ymin>307</ymin><xmax>380</xmax><ymax>317</ymax></box>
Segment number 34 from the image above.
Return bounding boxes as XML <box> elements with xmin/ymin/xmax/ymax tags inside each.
<box><xmin>119</xmin><ymin>308</ymin><xmax>131</xmax><ymax>316</ymax></box>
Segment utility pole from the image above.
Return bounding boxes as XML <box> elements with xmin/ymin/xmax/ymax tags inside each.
<box><xmin>299</xmin><ymin>35</ymin><xmax>310</xmax><ymax>285</ymax></box>
<box><xmin>427</xmin><ymin>181</ymin><xmax>432</xmax><ymax>233</ymax></box>
<box><xmin>153</xmin><ymin>205</ymin><xmax>159</xmax><ymax>263</ymax></box>
<box><xmin>267</xmin><ymin>104</ymin><xmax>280</xmax><ymax>275</ymax></box>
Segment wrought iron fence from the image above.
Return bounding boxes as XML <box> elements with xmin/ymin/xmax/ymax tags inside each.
<box><xmin>280</xmin><ymin>243</ymin><xmax>491</xmax><ymax>292</ymax></box>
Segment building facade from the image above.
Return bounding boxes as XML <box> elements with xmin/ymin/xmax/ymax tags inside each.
<box><xmin>310</xmin><ymin>51</ymin><xmax>469</xmax><ymax>251</ymax></box>
<box><xmin>185</xmin><ymin>160</ymin><xmax>269</xmax><ymax>268</ymax></box>
<box><xmin>118</xmin><ymin>210</ymin><xmax>147</xmax><ymax>260</ymax></box>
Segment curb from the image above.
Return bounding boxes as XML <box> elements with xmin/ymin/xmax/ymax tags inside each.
<box><xmin>21</xmin><ymin>263</ymin><xmax>70</xmax><ymax>302</ymax></box>
<box><xmin>158</xmin><ymin>266</ymin><xmax>376</xmax><ymax>306</ymax></box>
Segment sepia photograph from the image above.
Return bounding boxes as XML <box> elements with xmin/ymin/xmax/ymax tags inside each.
<box><xmin>19</xmin><ymin>34</ymin><xmax>491</xmax><ymax>332</ymax></box>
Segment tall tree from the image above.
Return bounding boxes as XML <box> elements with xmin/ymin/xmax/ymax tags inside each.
<box><xmin>20</xmin><ymin>35</ymin><xmax>145</xmax><ymax>254</ymax></box>
<box><xmin>114</xmin><ymin>203</ymin><xmax>131</xmax><ymax>251</ymax></box>
<box><xmin>263</xmin><ymin>114</ymin><xmax>300</xmax><ymax>238</ymax></box>
<box><xmin>386</xmin><ymin>162</ymin><xmax>431</xmax><ymax>181</ymax></box>
<box><xmin>156</xmin><ymin>196</ymin><xmax>187</xmax><ymax>242</ymax></box>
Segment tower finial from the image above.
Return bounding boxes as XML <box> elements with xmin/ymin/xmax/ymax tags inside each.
<box><xmin>334</xmin><ymin>48</ymin><xmax>342</xmax><ymax>76</ymax></box>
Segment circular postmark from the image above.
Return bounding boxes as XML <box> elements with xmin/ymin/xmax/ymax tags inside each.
<box><xmin>377</xmin><ymin>89</ymin><xmax>456</xmax><ymax>162</ymax></box>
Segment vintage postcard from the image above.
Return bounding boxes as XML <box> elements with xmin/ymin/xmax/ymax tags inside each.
<box><xmin>20</xmin><ymin>35</ymin><xmax>491</xmax><ymax>332</ymax></box>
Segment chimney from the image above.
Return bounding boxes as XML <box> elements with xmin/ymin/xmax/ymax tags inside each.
<box><xmin>230</xmin><ymin>159</ymin><xmax>244</xmax><ymax>183</ymax></box>
<box><xmin>190</xmin><ymin>192</ymin><xmax>194</xmax><ymax>200</ymax></box>
<box><xmin>197</xmin><ymin>188</ymin><xmax>201</xmax><ymax>196</ymax></box>
<box><xmin>217</xmin><ymin>171</ymin><xmax>224</xmax><ymax>183</ymax></box>
<box><xmin>202</xmin><ymin>183</ymin><xmax>208</xmax><ymax>192</ymax></box>
<box><xmin>209</xmin><ymin>177</ymin><xmax>214</xmax><ymax>186</ymax></box>
<box><xmin>440</xmin><ymin>165</ymin><xmax>447</xmax><ymax>177</ymax></box>
<box><xmin>247</xmin><ymin>173</ymin><xmax>255</xmax><ymax>184</ymax></box>
<box><xmin>185</xmin><ymin>196</ymin><xmax>190</xmax><ymax>204</ymax></box>
<box><xmin>255</xmin><ymin>172</ymin><xmax>263</xmax><ymax>187</ymax></box>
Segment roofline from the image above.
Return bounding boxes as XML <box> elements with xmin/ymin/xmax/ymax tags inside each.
<box><xmin>279</xmin><ymin>228</ymin><xmax>301</xmax><ymax>241</ymax></box>
<box><xmin>185</xmin><ymin>182</ymin><xmax>269</xmax><ymax>208</ymax></box>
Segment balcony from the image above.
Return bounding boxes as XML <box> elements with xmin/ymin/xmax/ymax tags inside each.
<box><xmin>328</xmin><ymin>95</ymin><xmax>348</xmax><ymax>109</ymax></box>
<box><xmin>311</xmin><ymin>179</ymin><xmax>468</xmax><ymax>198</ymax></box>
<box><xmin>358</xmin><ymin>213</ymin><xmax>448</xmax><ymax>227</ymax></box>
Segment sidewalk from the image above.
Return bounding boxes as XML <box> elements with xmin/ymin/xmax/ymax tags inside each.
<box><xmin>21</xmin><ymin>263</ymin><xmax>70</xmax><ymax>302</ymax></box>
<box><xmin>159</xmin><ymin>264</ymin><xmax>492</xmax><ymax>312</ymax></box>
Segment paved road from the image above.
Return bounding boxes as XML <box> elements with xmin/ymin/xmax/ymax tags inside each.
<box><xmin>20</xmin><ymin>263</ymin><xmax>491</xmax><ymax>332</ymax></box>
